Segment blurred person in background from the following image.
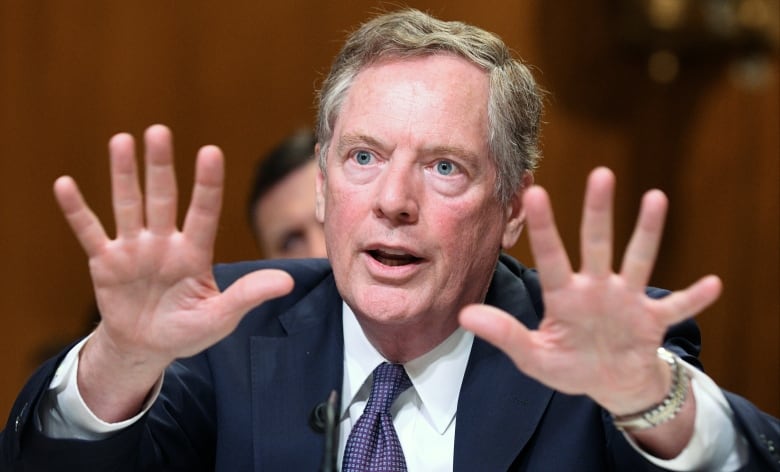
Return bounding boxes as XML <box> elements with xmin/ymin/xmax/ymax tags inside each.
<box><xmin>247</xmin><ymin>127</ymin><xmax>327</xmax><ymax>259</ymax></box>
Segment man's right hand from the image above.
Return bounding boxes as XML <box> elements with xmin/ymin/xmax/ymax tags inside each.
<box><xmin>53</xmin><ymin>124</ymin><xmax>294</xmax><ymax>422</ymax></box>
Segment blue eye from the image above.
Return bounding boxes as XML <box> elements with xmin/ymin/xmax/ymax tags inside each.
<box><xmin>435</xmin><ymin>160</ymin><xmax>455</xmax><ymax>175</ymax></box>
<box><xmin>354</xmin><ymin>150</ymin><xmax>372</xmax><ymax>165</ymax></box>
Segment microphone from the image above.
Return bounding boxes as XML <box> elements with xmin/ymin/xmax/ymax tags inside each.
<box><xmin>310</xmin><ymin>390</ymin><xmax>340</xmax><ymax>472</ymax></box>
<box><xmin>310</xmin><ymin>402</ymin><xmax>328</xmax><ymax>433</ymax></box>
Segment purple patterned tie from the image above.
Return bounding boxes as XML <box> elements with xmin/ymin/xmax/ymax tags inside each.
<box><xmin>342</xmin><ymin>363</ymin><xmax>412</xmax><ymax>472</ymax></box>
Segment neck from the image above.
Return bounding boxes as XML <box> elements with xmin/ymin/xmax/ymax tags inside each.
<box><xmin>356</xmin><ymin>314</ymin><xmax>461</xmax><ymax>363</ymax></box>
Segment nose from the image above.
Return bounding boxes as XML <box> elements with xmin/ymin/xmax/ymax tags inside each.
<box><xmin>373</xmin><ymin>161</ymin><xmax>419</xmax><ymax>225</ymax></box>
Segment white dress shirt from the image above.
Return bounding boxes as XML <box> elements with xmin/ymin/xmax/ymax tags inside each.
<box><xmin>39</xmin><ymin>303</ymin><xmax>748</xmax><ymax>470</ymax></box>
<box><xmin>340</xmin><ymin>302</ymin><xmax>473</xmax><ymax>472</ymax></box>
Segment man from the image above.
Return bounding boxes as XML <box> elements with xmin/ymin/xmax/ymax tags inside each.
<box><xmin>2</xmin><ymin>9</ymin><xmax>778</xmax><ymax>471</ymax></box>
<box><xmin>247</xmin><ymin>128</ymin><xmax>327</xmax><ymax>259</ymax></box>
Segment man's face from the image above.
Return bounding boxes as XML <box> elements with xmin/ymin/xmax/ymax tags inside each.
<box><xmin>255</xmin><ymin>160</ymin><xmax>327</xmax><ymax>259</ymax></box>
<box><xmin>316</xmin><ymin>54</ymin><xmax>525</xmax><ymax>336</ymax></box>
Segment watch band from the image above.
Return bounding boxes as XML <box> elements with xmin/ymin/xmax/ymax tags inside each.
<box><xmin>611</xmin><ymin>347</ymin><xmax>690</xmax><ymax>431</ymax></box>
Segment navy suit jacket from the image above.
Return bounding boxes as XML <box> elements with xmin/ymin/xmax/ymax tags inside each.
<box><xmin>2</xmin><ymin>255</ymin><xmax>779</xmax><ymax>471</ymax></box>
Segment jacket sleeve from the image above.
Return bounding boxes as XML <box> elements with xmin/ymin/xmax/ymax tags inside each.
<box><xmin>726</xmin><ymin>392</ymin><xmax>780</xmax><ymax>471</ymax></box>
<box><xmin>1</xmin><ymin>346</ymin><xmax>218</xmax><ymax>472</ymax></box>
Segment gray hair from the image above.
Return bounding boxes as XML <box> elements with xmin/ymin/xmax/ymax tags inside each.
<box><xmin>315</xmin><ymin>8</ymin><xmax>544</xmax><ymax>205</ymax></box>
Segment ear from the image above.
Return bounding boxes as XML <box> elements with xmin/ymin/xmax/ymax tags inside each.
<box><xmin>314</xmin><ymin>143</ymin><xmax>326</xmax><ymax>223</ymax></box>
<box><xmin>501</xmin><ymin>171</ymin><xmax>534</xmax><ymax>249</ymax></box>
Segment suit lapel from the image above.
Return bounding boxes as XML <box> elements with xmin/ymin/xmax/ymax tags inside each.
<box><xmin>454</xmin><ymin>261</ymin><xmax>555</xmax><ymax>471</ymax></box>
<box><xmin>249</xmin><ymin>274</ymin><xmax>344</xmax><ymax>471</ymax></box>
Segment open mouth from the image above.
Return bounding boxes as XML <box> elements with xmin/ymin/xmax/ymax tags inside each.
<box><xmin>368</xmin><ymin>249</ymin><xmax>423</xmax><ymax>267</ymax></box>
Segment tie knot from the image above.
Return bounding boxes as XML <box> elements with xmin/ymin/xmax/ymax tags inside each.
<box><xmin>365</xmin><ymin>363</ymin><xmax>412</xmax><ymax>414</ymax></box>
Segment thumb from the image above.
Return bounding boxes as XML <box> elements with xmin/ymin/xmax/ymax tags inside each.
<box><xmin>219</xmin><ymin>269</ymin><xmax>295</xmax><ymax>318</ymax></box>
<box><xmin>459</xmin><ymin>304</ymin><xmax>536</xmax><ymax>370</ymax></box>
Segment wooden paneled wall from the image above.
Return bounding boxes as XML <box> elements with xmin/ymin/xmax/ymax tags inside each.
<box><xmin>1</xmin><ymin>1</ymin><xmax>777</xmax><ymax>421</ymax></box>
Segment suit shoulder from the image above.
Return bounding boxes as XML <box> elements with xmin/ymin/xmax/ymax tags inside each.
<box><xmin>496</xmin><ymin>253</ymin><xmax>544</xmax><ymax>314</ymax></box>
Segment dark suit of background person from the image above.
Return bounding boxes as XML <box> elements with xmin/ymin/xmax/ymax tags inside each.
<box><xmin>2</xmin><ymin>256</ymin><xmax>779</xmax><ymax>471</ymax></box>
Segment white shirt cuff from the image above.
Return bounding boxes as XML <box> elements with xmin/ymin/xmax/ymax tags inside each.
<box><xmin>625</xmin><ymin>360</ymin><xmax>749</xmax><ymax>471</ymax></box>
<box><xmin>37</xmin><ymin>334</ymin><xmax>164</xmax><ymax>440</ymax></box>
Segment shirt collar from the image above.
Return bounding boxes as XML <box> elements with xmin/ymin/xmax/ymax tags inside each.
<box><xmin>341</xmin><ymin>302</ymin><xmax>474</xmax><ymax>434</ymax></box>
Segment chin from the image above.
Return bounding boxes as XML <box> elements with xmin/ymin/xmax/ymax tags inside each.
<box><xmin>351</xmin><ymin>287</ymin><xmax>427</xmax><ymax>324</ymax></box>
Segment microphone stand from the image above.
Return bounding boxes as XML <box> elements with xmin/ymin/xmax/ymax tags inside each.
<box><xmin>320</xmin><ymin>390</ymin><xmax>340</xmax><ymax>472</ymax></box>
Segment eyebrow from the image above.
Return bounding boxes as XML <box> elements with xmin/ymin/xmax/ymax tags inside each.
<box><xmin>335</xmin><ymin>133</ymin><xmax>481</xmax><ymax>164</ymax></box>
<box><xmin>425</xmin><ymin>144</ymin><xmax>480</xmax><ymax>164</ymax></box>
<box><xmin>335</xmin><ymin>133</ymin><xmax>385</xmax><ymax>157</ymax></box>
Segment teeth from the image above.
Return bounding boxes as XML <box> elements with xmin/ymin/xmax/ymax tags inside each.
<box><xmin>380</xmin><ymin>256</ymin><xmax>409</xmax><ymax>267</ymax></box>
<box><xmin>370</xmin><ymin>249</ymin><xmax>421</xmax><ymax>266</ymax></box>
<box><xmin>377</xmin><ymin>248</ymin><xmax>409</xmax><ymax>256</ymax></box>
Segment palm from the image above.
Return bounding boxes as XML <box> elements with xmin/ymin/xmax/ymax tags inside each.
<box><xmin>530</xmin><ymin>275</ymin><xmax>670</xmax><ymax>395</ymax></box>
<box><xmin>88</xmin><ymin>229</ymin><xmax>222</xmax><ymax>360</ymax></box>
